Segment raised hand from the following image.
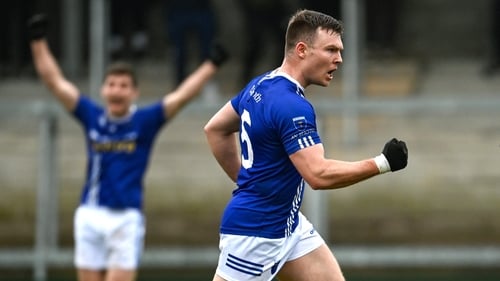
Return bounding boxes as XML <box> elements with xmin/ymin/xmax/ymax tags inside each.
<box><xmin>27</xmin><ymin>14</ymin><xmax>49</xmax><ymax>41</ymax></box>
<box><xmin>208</xmin><ymin>42</ymin><xmax>229</xmax><ymax>67</ymax></box>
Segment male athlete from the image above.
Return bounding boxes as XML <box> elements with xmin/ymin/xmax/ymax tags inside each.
<box><xmin>27</xmin><ymin>14</ymin><xmax>228</xmax><ymax>281</ymax></box>
<box><xmin>204</xmin><ymin>9</ymin><xmax>408</xmax><ymax>281</ymax></box>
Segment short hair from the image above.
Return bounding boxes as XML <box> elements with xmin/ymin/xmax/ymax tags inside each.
<box><xmin>285</xmin><ymin>9</ymin><xmax>344</xmax><ymax>52</ymax></box>
<box><xmin>104</xmin><ymin>61</ymin><xmax>138</xmax><ymax>87</ymax></box>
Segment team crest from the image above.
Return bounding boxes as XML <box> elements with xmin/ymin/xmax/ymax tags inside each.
<box><xmin>292</xmin><ymin>116</ymin><xmax>307</xmax><ymax>130</ymax></box>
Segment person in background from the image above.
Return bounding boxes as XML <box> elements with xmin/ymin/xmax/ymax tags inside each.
<box><xmin>300</xmin><ymin>0</ymin><xmax>401</xmax><ymax>57</ymax></box>
<box><xmin>365</xmin><ymin>0</ymin><xmax>401</xmax><ymax>57</ymax></box>
<box><xmin>164</xmin><ymin>0</ymin><xmax>217</xmax><ymax>85</ymax></box>
<box><xmin>204</xmin><ymin>9</ymin><xmax>408</xmax><ymax>281</ymax></box>
<box><xmin>27</xmin><ymin>13</ymin><xmax>228</xmax><ymax>281</ymax></box>
<box><xmin>0</xmin><ymin>0</ymin><xmax>36</xmax><ymax>76</ymax></box>
<box><xmin>237</xmin><ymin>0</ymin><xmax>290</xmax><ymax>85</ymax></box>
<box><xmin>109</xmin><ymin>0</ymin><xmax>149</xmax><ymax>60</ymax></box>
<box><xmin>481</xmin><ymin>0</ymin><xmax>500</xmax><ymax>76</ymax></box>
<box><xmin>298</xmin><ymin>0</ymin><xmax>341</xmax><ymax>20</ymax></box>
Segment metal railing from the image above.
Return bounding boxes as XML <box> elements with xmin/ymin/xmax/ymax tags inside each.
<box><xmin>1</xmin><ymin>98</ymin><xmax>500</xmax><ymax>280</ymax></box>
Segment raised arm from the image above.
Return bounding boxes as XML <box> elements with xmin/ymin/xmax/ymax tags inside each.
<box><xmin>162</xmin><ymin>43</ymin><xmax>229</xmax><ymax>120</ymax></box>
<box><xmin>290</xmin><ymin>138</ymin><xmax>408</xmax><ymax>190</ymax></box>
<box><xmin>28</xmin><ymin>14</ymin><xmax>79</xmax><ymax>112</ymax></box>
<box><xmin>204</xmin><ymin>102</ymin><xmax>241</xmax><ymax>182</ymax></box>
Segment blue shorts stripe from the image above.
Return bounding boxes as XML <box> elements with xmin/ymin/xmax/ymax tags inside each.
<box><xmin>226</xmin><ymin>262</ymin><xmax>262</xmax><ymax>276</ymax></box>
<box><xmin>226</xmin><ymin>253</ymin><xmax>264</xmax><ymax>276</ymax></box>
<box><xmin>228</xmin><ymin>253</ymin><xmax>264</xmax><ymax>268</ymax></box>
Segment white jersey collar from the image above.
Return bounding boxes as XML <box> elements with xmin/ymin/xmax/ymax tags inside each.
<box><xmin>271</xmin><ymin>68</ymin><xmax>305</xmax><ymax>94</ymax></box>
<box><xmin>107</xmin><ymin>104</ymin><xmax>137</xmax><ymax>123</ymax></box>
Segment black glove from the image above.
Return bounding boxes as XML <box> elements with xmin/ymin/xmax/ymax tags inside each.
<box><xmin>208</xmin><ymin>42</ymin><xmax>229</xmax><ymax>67</ymax></box>
<box><xmin>382</xmin><ymin>138</ymin><xmax>408</xmax><ymax>172</ymax></box>
<box><xmin>27</xmin><ymin>14</ymin><xmax>49</xmax><ymax>41</ymax></box>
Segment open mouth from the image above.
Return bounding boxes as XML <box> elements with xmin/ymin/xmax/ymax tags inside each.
<box><xmin>107</xmin><ymin>99</ymin><xmax>129</xmax><ymax>117</ymax></box>
<box><xmin>327</xmin><ymin>70</ymin><xmax>335</xmax><ymax>79</ymax></box>
<box><xmin>108</xmin><ymin>97</ymin><xmax>125</xmax><ymax>106</ymax></box>
<box><xmin>107</xmin><ymin>98</ymin><xmax>128</xmax><ymax>114</ymax></box>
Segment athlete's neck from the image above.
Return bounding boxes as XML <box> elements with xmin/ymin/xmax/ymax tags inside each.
<box><xmin>107</xmin><ymin>104</ymin><xmax>137</xmax><ymax>121</ymax></box>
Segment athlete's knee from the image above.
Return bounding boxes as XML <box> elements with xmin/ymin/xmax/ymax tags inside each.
<box><xmin>212</xmin><ymin>273</ymin><xmax>226</xmax><ymax>281</ymax></box>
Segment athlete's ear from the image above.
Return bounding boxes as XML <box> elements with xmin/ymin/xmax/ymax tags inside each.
<box><xmin>296</xmin><ymin>42</ymin><xmax>308</xmax><ymax>59</ymax></box>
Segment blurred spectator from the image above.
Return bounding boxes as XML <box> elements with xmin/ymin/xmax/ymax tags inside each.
<box><xmin>481</xmin><ymin>0</ymin><xmax>500</xmax><ymax>77</ymax></box>
<box><xmin>164</xmin><ymin>0</ymin><xmax>216</xmax><ymax>85</ymax></box>
<box><xmin>237</xmin><ymin>0</ymin><xmax>290</xmax><ymax>85</ymax></box>
<box><xmin>298</xmin><ymin>0</ymin><xmax>341</xmax><ymax>19</ymax></box>
<box><xmin>0</xmin><ymin>0</ymin><xmax>36</xmax><ymax>76</ymax></box>
<box><xmin>110</xmin><ymin>0</ymin><xmax>149</xmax><ymax>60</ymax></box>
<box><xmin>365</xmin><ymin>0</ymin><xmax>401</xmax><ymax>57</ymax></box>
<box><xmin>300</xmin><ymin>0</ymin><xmax>400</xmax><ymax>57</ymax></box>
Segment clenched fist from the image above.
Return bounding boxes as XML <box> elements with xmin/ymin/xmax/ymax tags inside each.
<box><xmin>374</xmin><ymin>138</ymin><xmax>408</xmax><ymax>173</ymax></box>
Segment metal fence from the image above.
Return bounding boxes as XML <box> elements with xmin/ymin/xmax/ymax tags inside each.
<box><xmin>1</xmin><ymin>92</ymin><xmax>500</xmax><ymax>280</ymax></box>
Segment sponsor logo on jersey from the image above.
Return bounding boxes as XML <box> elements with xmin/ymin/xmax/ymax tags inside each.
<box><xmin>92</xmin><ymin>140</ymin><xmax>136</xmax><ymax>153</ymax></box>
<box><xmin>88</xmin><ymin>129</ymin><xmax>137</xmax><ymax>153</ymax></box>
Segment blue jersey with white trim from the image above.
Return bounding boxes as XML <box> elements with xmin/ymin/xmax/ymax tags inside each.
<box><xmin>72</xmin><ymin>95</ymin><xmax>166</xmax><ymax>210</ymax></box>
<box><xmin>220</xmin><ymin>70</ymin><xmax>322</xmax><ymax>239</ymax></box>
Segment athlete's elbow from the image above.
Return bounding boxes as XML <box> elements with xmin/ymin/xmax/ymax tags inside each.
<box><xmin>203</xmin><ymin>123</ymin><xmax>214</xmax><ymax>138</ymax></box>
<box><xmin>304</xmin><ymin>177</ymin><xmax>329</xmax><ymax>190</ymax></box>
<box><xmin>308</xmin><ymin>182</ymin><xmax>323</xmax><ymax>190</ymax></box>
<box><xmin>203</xmin><ymin>124</ymin><xmax>210</xmax><ymax>136</ymax></box>
<box><xmin>302</xmin><ymin>166</ymin><xmax>332</xmax><ymax>190</ymax></box>
<box><xmin>304</xmin><ymin>174</ymin><xmax>348</xmax><ymax>190</ymax></box>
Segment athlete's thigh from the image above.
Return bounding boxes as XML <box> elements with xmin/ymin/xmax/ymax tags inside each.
<box><xmin>77</xmin><ymin>268</ymin><xmax>105</xmax><ymax>281</ymax></box>
<box><xmin>107</xmin><ymin>209</ymin><xmax>145</xmax><ymax>270</ymax></box>
<box><xmin>106</xmin><ymin>268</ymin><xmax>136</xmax><ymax>281</ymax></box>
<box><xmin>276</xmin><ymin>244</ymin><xmax>345</xmax><ymax>281</ymax></box>
<box><xmin>74</xmin><ymin>206</ymin><xmax>107</xmax><ymax>269</ymax></box>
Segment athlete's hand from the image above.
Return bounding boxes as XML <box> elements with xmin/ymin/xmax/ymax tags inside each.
<box><xmin>208</xmin><ymin>41</ymin><xmax>229</xmax><ymax>67</ymax></box>
<box><xmin>27</xmin><ymin>14</ymin><xmax>49</xmax><ymax>41</ymax></box>
<box><xmin>374</xmin><ymin>138</ymin><xmax>408</xmax><ymax>173</ymax></box>
<box><xmin>382</xmin><ymin>138</ymin><xmax>408</xmax><ymax>172</ymax></box>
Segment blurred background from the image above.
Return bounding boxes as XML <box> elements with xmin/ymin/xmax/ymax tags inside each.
<box><xmin>1</xmin><ymin>0</ymin><xmax>500</xmax><ymax>280</ymax></box>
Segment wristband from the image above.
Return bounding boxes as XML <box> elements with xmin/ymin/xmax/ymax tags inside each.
<box><xmin>374</xmin><ymin>154</ymin><xmax>391</xmax><ymax>174</ymax></box>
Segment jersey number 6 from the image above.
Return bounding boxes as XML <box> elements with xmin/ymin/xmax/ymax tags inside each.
<box><xmin>241</xmin><ymin>109</ymin><xmax>254</xmax><ymax>169</ymax></box>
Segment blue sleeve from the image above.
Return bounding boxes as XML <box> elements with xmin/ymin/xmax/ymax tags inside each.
<box><xmin>137</xmin><ymin>101</ymin><xmax>166</xmax><ymax>139</ymax></box>
<box><xmin>230</xmin><ymin>87</ymin><xmax>247</xmax><ymax>115</ymax></box>
<box><xmin>72</xmin><ymin>94</ymin><xmax>103</xmax><ymax>127</ymax></box>
<box><xmin>231</xmin><ymin>74</ymin><xmax>267</xmax><ymax>114</ymax></box>
<box><xmin>272</xmin><ymin>96</ymin><xmax>322</xmax><ymax>155</ymax></box>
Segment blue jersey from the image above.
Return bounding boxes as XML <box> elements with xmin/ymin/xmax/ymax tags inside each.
<box><xmin>221</xmin><ymin>70</ymin><xmax>322</xmax><ymax>239</ymax></box>
<box><xmin>72</xmin><ymin>95</ymin><xmax>166</xmax><ymax>210</ymax></box>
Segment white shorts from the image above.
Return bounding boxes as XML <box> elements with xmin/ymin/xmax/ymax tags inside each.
<box><xmin>74</xmin><ymin>205</ymin><xmax>145</xmax><ymax>270</ymax></box>
<box><xmin>215</xmin><ymin>212</ymin><xmax>325</xmax><ymax>281</ymax></box>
